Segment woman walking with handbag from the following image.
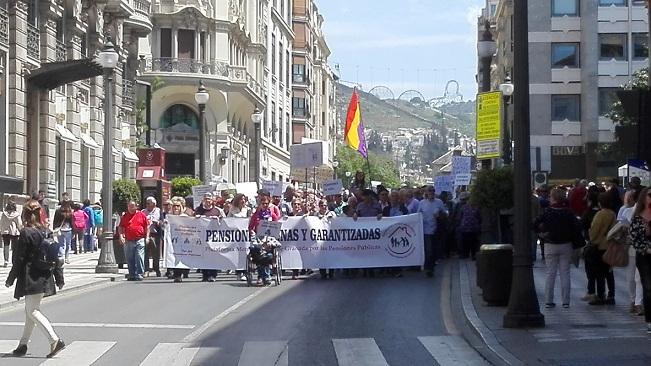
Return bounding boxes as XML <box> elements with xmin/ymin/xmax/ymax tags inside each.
<box><xmin>629</xmin><ymin>187</ymin><xmax>651</xmax><ymax>333</ymax></box>
<box><xmin>588</xmin><ymin>193</ymin><xmax>617</xmax><ymax>306</ymax></box>
<box><xmin>4</xmin><ymin>200</ymin><xmax>66</xmax><ymax>357</ymax></box>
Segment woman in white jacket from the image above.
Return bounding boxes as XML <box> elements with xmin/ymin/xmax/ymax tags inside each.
<box><xmin>0</xmin><ymin>201</ymin><xmax>22</xmax><ymax>267</ymax></box>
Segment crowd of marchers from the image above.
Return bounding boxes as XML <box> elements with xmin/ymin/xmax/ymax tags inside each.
<box><xmin>532</xmin><ymin>177</ymin><xmax>651</xmax><ymax>335</ymax></box>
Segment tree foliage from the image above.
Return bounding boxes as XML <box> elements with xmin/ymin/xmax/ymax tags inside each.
<box><xmin>171</xmin><ymin>176</ymin><xmax>202</xmax><ymax>198</ymax></box>
<box><xmin>335</xmin><ymin>145</ymin><xmax>401</xmax><ymax>188</ymax></box>
<box><xmin>470</xmin><ymin>167</ymin><xmax>513</xmax><ymax>210</ymax></box>
<box><xmin>113</xmin><ymin>179</ymin><xmax>141</xmax><ymax>214</ymax></box>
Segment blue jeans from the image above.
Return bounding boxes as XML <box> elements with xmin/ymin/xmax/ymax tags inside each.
<box><xmin>257</xmin><ymin>264</ymin><xmax>271</xmax><ymax>281</ymax></box>
<box><xmin>125</xmin><ymin>239</ymin><xmax>145</xmax><ymax>279</ymax></box>
<box><xmin>83</xmin><ymin>227</ymin><xmax>94</xmax><ymax>252</ymax></box>
<box><xmin>58</xmin><ymin>230</ymin><xmax>72</xmax><ymax>259</ymax></box>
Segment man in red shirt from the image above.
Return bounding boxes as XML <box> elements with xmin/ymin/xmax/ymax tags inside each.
<box><xmin>568</xmin><ymin>179</ymin><xmax>588</xmax><ymax>217</ymax></box>
<box><xmin>118</xmin><ymin>200</ymin><xmax>149</xmax><ymax>281</ymax></box>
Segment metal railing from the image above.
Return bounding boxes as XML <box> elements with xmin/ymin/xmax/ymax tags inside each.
<box><xmin>27</xmin><ymin>23</ymin><xmax>39</xmax><ymax>61</ymax></box>
<box><xmin>133</xmin><ymin>0</ymin><xmax>150</xmax><ymax>13</ymax></box>
<box><xmin>122</xmin><ymin>80</ymin><xmax>134</xmax><ymax>110</ymax></box>
<box><xmin>0</xmin><ymin>7</ymin><xmax>7</xmax><ymax>46</ymax></box>
<box><xmin>56</xmin><ymin>40</ymin><xmax>66</xmax><ymax>62</ymax></box>
<box><xmin>142</xmin><ymin>57</ymin><xmax>229</xmax><ymax>76</ymax></box>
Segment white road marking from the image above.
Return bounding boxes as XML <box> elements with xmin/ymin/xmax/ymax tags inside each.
<box><xmin>40</xmin><ymin>341</ymin><xmax>116</xmax><ymax>365</ymax></box>
<box><xmin>237</xmin><ymin>341</ymin><xmax>288</xmax><ymax>366</ymax></box>
<box><xmin>0</xmin><ymin>322</ymin><xmax>194</xmax><ymax>329</ymax></box>
<box><xmin>182</xmin><ymin>287</ymin><xmax>269</xmax><ymax>343</ymax></box>
<box><xmin>418</xmin><ymin>336</ymin><xmax>490</xmax><ymax>366</ymax></box>
<box><xmin>140</xmin><ymin>343</ymin><xmax>201</xmax><ymax>366</ymax></box>
<box><xmin>0</xmin><ymin>340</ymin><xmax>18</xmax><ymax>354</ymax></box>
<box><xmin>332</xmin><ymin>338</ymin><xmax>390</xmax><ymax>366</ymax></box>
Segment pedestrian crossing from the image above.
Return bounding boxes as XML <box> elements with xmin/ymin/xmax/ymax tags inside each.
<box><xmin>0</xmin><ymin>336</ymin><xmax>488</xmax><ymax>365</ymax></box>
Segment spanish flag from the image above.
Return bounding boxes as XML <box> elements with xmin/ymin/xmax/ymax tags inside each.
<box><xmin>344</xmin><ymin>89</ymin><xmax>368</xmax><ymax>158</ymax></box>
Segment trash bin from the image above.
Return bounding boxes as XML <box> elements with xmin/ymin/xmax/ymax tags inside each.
<box><xmin>476</xmin><ymin>244</ymin><xmax>513</xmax><ymax>306</ymax></box>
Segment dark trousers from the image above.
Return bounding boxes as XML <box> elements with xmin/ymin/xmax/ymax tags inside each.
<box><xmin>460</xmin><ymin>231</ymin><xmax>480</xmax><ymax>259</ymax></box>
<box><xmin>424</xmin><ymin>234</ymin><xmax>436</xmax><ymax>271</ymax></box>
<box><xmin>1</xmin><ymin>235</ymin><xmax>17</xmax><ymax>263</ymax></box>
<box><xmin>636</xmin><ymin>253</ymin><xmax>651</xmax><ymax>323</ymax></box>
<box><xmin>144</xmin><ymin>236</ymin><xmax>161</xmax><ymax>273</ymax></box>
<box><xmin>202</xmin><ymin>269</ymin><xmax>218</xmax><ymax>280</ymax></box>
<box><xmin>173</xmin><ymin>268</ymin><xmax>190</xmax><ymax>279</ymax></box>
<box><xmin>594</xmin><ymin>250</ymin><xmax>613</xmax><ymax>299</ymax></box>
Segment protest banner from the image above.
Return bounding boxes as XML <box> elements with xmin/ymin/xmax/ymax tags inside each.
<box><xmin>434</xmin><ymin>175</ymin><xmax>454</xmax><ymax>194</ymax></box>
<box><xmin>451</xmin><ymin>156</ymin><xmax>472</xmax><ymax>177</ymax></box>
<box><xmin>322</xmin><ymin>179</ymin><xmax>343</xmax><ymax>196</ymax></box>
<box><xmin>262</xmin><ymin>180</ymin><xmax>283</xmax><ymax>197</ymax></box>
<box><xmin>192</xmin><ymin>184</ymin><xmax>215</xmax><ymax>208</ymax></box>
<box><xmin>235</xmin><ymin>182</ymin><xmax>259</xmax><ymax>199</ymax></box>
<box><xmin>454</xmin><ymin>173</ymin><xmax>472</xmax><ymax>186</ymax></box>
<box><xmin>164</xmin><ymin>214</ymin><xmax>424</xmax><ymax>270</ymax></box>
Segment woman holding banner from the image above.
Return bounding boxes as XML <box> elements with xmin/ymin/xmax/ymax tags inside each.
<box><xmin>168</xmin><ymin>197</ymin><xmax>191</xmax><ymax>283</ymax></box>
<box><xmin>314</xmin><ymin>199</ymin><xmax>336</xmax><ymax>279</ymax></box>
<box><xmin>228</xmin><ymin>194</ymin><xmax>251</xmax><ymax>281</ymax></box>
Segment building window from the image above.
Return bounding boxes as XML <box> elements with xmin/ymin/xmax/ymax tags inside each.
<box><xmin>286</xmin><ymin>112</ymin><xmax>291</xmax><ymax>147</ymax></box>
<box><xmin>160</xmin><ymin>28</ymin><xmax>172</xmax><ymax>58</ymax></box>
<box><xmin>599</xmin><ymin>0</ymin><xmax>626</xmax><ymax>5</ymax></box>
<box><xmin>598</xmin><ymin>88</ymin><xmax>618</xmax><ymax>116</ymax></box>
<box><xmin>271</xmin><ymin>171</ymin><xmax>276</xmax><ymax>181</ymax></box>
<box><xmin>56</xmin><ymin>139</ymin><xmax>66</xmax><ymax>198</ymax></box>
<box><xmin>551</xmin><ymin>95</ymin><xmax>581</xmax><ymax>121</ymax></box>
<box><xmin>599</xmin><ymin>34</ymin><xmax>627</xmax><ymax>61</ymax></box>
<box><xmin>286</xmin><ymin>51</ymin><xmax>290</xmax><ymax>86</ymax></box>
<box><xmin>80</xmin><ymin>146</ymin><xmax>89</xmax><ymax>199</ymax></box>
<box><xmin>633</xmin><ymin>33</ymin><xmax>649</xmax><ymax>60</ymax></box>
<box><xmin>293</xmin><ymin>64</ymin><xmax>305</xmax><ymax>83</ymax></box>
<box><xmin>271</xmin><ymin>102</ymin><xmax>276</xmax><ymax>143</ymax></box>
<box><xmin>279</xmin><ymin>107</ymin><xmax>284</xmax><ymax>148</ymax></box>
<box><xmin>272</xmin><ymin>34</ymin><xmax>276</xmax><ymax>76</ymax></box>
<box><xmin>551</xmin><ymin>43</ymin><xmax>580</xmax><ymax>68</ymax></box>
<box><xmin>552</xmin><ymin>0</ymin><xmax>578</xmax><ymax>16</ymax></box>
<box><xmin>292</xmin><ymin>97</ymin><xmax>306</xmax><ymax>117</ymax></box>
<box><xmin>279</xmin><ymin>42</ymin><xmax>284</xmax><ymax>84</ymax></box>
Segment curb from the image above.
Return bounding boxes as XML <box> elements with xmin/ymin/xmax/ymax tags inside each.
<box><xmin>458</xmin><ymin>260</ymin><xmax>524</xmax><ymax>366</ymax></box>
<box><xmin>0</xmin><ymin>275</ymin><xmax>122</xmax><ymax>313</ymax></box>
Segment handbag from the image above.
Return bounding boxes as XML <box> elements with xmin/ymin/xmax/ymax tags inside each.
<box><xmin>602</xmin><ymin>240</ymin><xmax>629</xmax><ymax>267</ymax></box>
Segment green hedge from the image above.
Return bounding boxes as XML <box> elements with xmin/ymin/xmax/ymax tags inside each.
<box><xmin>112</xmin><ymin>179</ymin><xmax>141</xmax><ymax>214</ymax></box>
<box><xmin>171</xmin><ymin>176</ymin><xmax>202</xmax><ymax>198</ymax></box>
<box><xmin>470</xmin><ymin>167</ymin><xmax>513</xmax><ymax>211</ymax></box>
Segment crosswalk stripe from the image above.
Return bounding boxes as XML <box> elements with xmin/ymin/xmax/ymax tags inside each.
<box><xmin>140</xmin><ymin>343</ymin><xmax>200</xmax><ymax>366</ymax></box>
<box><xmin>418</xmin><ymin>336</ymin><xmax>490</xmax><ymax>366</ymax></box>
<box><xmin>237</xmin><ymin>341</ymin><xmax>288</xmax><ymax>366</ymax></box>
<box><xmin>40</xmin><ymin>341</ymin><xmax>115</xmax><ymax>365</ymax></box>
<box><xmin>332</xmin><ymin>338</ymin><xmax>389</xmax><ymax>366</ymax></box>
<box><xmin>0</xmin><ymin>340</ymin><xmax>18</xmax><ymax>354</ymax></box>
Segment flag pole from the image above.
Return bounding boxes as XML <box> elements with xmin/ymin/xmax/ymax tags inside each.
<box><xmin>357</xmin><ymin>89</ymin><xmax>372</xmax><ymax>188</ymax></box>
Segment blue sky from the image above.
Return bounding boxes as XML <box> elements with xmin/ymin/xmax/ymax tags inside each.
<box><xmin>318</xmin><ymin>0</ymin><xmax>484</xmax><ymax>102</ymax></box>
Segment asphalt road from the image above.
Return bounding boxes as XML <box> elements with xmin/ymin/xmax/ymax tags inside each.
<box><xmin>0</xmin><ymin>263</ymin><xmax>489</xmax><ymax>366</ymax></box>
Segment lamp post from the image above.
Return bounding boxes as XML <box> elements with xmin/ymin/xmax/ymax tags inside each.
<box><xmin>332</xmin><ymin>161</ymin><xmax>339</xmax><ymax>179</ymax></box>
<box><xmin>251</xmin><ymin>107</ymin><xmax>263</xmax><ymax>184</ymax></box>
<box><xmin>195</xmin><ymin>81</ymin><xmax>210</xmax><ymax>183</ymax></box>
<box><xmin>503</xmin><ymin>0</ymin><xmax>545</xmax><ymax>328</ymax></box>
<box><xmin>477</xmin><ymin>20</ymin><xmax>496</xmax><ymax>170</ymax></box>
<box><xmin>95</xmin><ymin>37</ymin><xmax>119</xmax><ymax>274</ymax></box>
<box><xmin>499</xmin><ymin>75</ymin><xmax>514</xmax><ymax>165</ymax></box>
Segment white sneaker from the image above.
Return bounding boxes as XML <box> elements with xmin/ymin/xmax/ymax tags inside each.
<box><xmin>240</xmin><ymin>274</ymin><xmax>247</xmax><ymax>281</ymax></box>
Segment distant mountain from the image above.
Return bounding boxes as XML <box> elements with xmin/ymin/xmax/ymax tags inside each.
<box><xmin>335</xmin><ymin>83</ymin><xmax>475</xmax><ymax>136</ymax></box>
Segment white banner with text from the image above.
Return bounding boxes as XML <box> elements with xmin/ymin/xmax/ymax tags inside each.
<box><xmin>164</xmin><ymin>214</ymin><xmax>425</xmax><ymax>270</ymax></box>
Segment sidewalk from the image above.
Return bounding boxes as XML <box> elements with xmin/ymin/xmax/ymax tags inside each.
<box><xmin>0</xmin><ymin>252</ymin><xmax>126</xmax><ymax>310</ymax></box>
<box><xmin>460</xmin><ymin>257</ymin><xmax>651</xmax><ymax>366</ymax></box>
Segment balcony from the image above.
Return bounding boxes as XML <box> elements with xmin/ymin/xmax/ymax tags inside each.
<box><xmin>122</xmin><ymin>79</ymin><xmax>135</xmax><ymax>110</ymax></box>
<box><xmin>141</xmin><ymin>57</ymin><xmax>229</xmax><ymax>76</ymax></box>
<box><xmin>0</xmin><ymin>6</ymin><xmax>7</xmax><ymax>47</ymax></box>
<box><xmin>56</xmin><ymin>40</ymin><xmax>66</xmax><ymax>62</ymax></box>
<box><xmin>27</xmin><ymin>23</ymin><xmax>39</xmax><ymax>61</ymax></box>
<box><xmin>292</xmin><ymin>73</ymin><xmax>310</xmax><ymax>85</ymax></box>
<box><xmin>124</xmin><ymin>0</ymin><xmax>152</xmax><ymax>36</ymax></box>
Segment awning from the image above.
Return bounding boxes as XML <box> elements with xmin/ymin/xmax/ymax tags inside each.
<box><xmin>27</xmin><ymin>58</ymin><xmax>103</xmax><ymax>90</ymax></box>
<box><xmin>122</xmin><ymin>148</ymin><xmax>139</xmax><ymax>163</ymax></box>
<box><xmin>55</xmin><ymin>124</ymin><xmax>78</xmax><ymax>143</ymax></box>
<box><xmin>137</xmin><ymin>166</ymin><xmax>163</xmax><ymax>180</ymax></box>
<box><xmin>79</xmin><ymin>133</ymin><xmax>101</xmax><ymax>150</ymax></box>
<box><xmin>111</xmin><ymin>146</ymin><xmax>121</xmax><ymax>156</ymax></box>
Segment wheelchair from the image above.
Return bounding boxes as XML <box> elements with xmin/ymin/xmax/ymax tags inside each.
<box><xmin>246</xmin><ymin>237</ymin><xmax>282</xmax><ymax>287</ymax></box>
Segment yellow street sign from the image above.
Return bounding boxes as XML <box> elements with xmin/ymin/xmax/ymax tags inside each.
<box><xmin>475</xmin><ymin>91</ymin><xmax>502</xmax><ymax>160</ymax></box>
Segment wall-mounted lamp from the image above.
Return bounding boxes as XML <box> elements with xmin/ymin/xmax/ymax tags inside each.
<box><xmin>219</xmin><ymin>146</ymin><xmax>230</xmax><ymax>165</ymax></box>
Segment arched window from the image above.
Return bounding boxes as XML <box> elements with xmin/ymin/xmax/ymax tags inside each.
<box><xmin>160</xmin><ymin>104</ymin><xmax>199</xmax><ymax>129</ymax></box>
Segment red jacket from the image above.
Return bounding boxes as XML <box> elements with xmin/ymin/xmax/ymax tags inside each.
<box><xmin>119</xmin><ymin>210</ymin><xmax>148</xmax><ymax>241</ymax></box>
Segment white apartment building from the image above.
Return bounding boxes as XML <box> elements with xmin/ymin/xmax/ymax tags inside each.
<box><xmin>484</xmin><ymin>0</ymin><xmax>649</xmax><ymax>181</ymax></box>
<box><xmin>0</xmin><ymin>0</ymin><xmax>150</xmax><ymax>202</ymax></box>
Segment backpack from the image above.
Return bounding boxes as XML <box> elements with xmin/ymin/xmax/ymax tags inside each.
<box><xmin>32</xmin><ymin>230</ymin><xmax>60</xmax><ymax>272</ymax></box>
<box><xmin>72</xmin><ymin>210</ymin><xmax>88</xmax><ymax>231</ymax></box>
<box><xmin>93</xmin><ymin>209</ymin><xmax>103</xmax><ymax>227</ymax></box>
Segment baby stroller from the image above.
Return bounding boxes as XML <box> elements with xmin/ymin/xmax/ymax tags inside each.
<box><xmin>246</xmin><ymin>235</ymin><xmax>282</xmax><ymax>286</ymax></box>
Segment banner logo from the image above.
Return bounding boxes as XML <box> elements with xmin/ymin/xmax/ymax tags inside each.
<box><xmin>385</xmin><ymin>224</ymin><xmax>416</xmax><ymax>258</ymax></box>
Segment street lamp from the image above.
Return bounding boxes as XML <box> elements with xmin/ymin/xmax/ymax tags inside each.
<box><xmin>499</xmin><ymin>75</ymin><xmax>514</xmax><ymax>165</ymax></box>
<box><xmin>195</xmin><ymin>81</ymin><xmax>210</xmax><ymax>183</ymax></box>
<box><xmin>332</xmin><ymin>161</ymin><xmax>339</xmax><ymax>179</ymax></box>
<box><xmin>95</xmin><ymin>37</ymin><xmax>119</xmax><ymax>274</ymax></box>
<box><xmin>251</xmin><ymin>107</ymin><xmax>263</xmax><ymax>184</ymax></box>
<box><xmin>477</xmin><ymin>20</ymin><xmax>496</xmax><ymax>93</ymax></box>
<box><xmin>503</xmin><ymin>0</ymin><xmax>545</xmax><ymax>329</ymax></box>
